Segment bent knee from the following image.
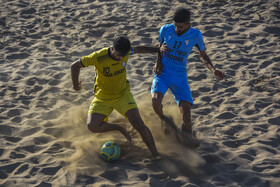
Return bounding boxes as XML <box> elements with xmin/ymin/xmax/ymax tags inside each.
<box><xmin>152</xmin><ymin>92</ymin><xmax>163</xmax><ymax>105</ymax></box>
<box><xmin>87</xmin><ymin>113</ymin><xmax>106</xmax><ymax>133</ymax></box>
<box><xmin>179</xmin><ymin>100</ymin><xmax>192</xmax><ymax>110</ymax></box>
<box><xmin>152</xmin><ymin>97</ymin><xmax>162</xmax><ymax>107</ymax></box>
<box><xmin>87</xmin><ymin>121</ymin><xmax>100</xmax><ymax>133</ymax></box>
<box><xmin>152</xmin><ymin>97</ymin><xmax>159</xmax><ymax>104</ymax></box>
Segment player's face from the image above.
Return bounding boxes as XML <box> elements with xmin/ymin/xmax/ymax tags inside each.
<box><xmin>174</xmin><ymin>22</ymin><xmax>190</xmax><ymax>36</ymax></box>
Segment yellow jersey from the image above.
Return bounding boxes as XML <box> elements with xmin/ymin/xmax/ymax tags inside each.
<box><xmin>81</xmin><ymin>47</ymin><xmax>133</xmax><ymax>100</ymax></box>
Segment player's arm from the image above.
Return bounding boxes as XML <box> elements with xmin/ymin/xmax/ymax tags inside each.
<box><xmin>199</xmin><ymin>50</ymin><xmax>215</xmax><ymax>72</ymax></box>
<box><xmin>153</xmin><ymin>43</ymin><xmax>165</xmax><ymax>75</ymax></box>
<box><xmin>133</xmin><ymin>46</ymin><xmax>160</xmax><ymax>54</ymax></box>
<box><xmin>154</xmin><ymin>50</ymin><xmax>163</xmax><ymax>75</ymax></box>
<box><xmin>71</xmin><ymin>59</ymin><xmax>84</xmax><ymax>91</ymax></box>
<box><xmin>199</xmin><ymin>50</ymin><xmax>224</xmax><ymax>80</ymax></box>
<box><xmin>132</xmin><ymin>45</ymin><xmax>165</xmax><ymax>75</ymax></box>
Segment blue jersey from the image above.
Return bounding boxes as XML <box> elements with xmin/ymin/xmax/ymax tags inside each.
<box><xmin>158</xmin><ymin>24</ymin><xmax>205</xmax><ymax>77</ymax></box>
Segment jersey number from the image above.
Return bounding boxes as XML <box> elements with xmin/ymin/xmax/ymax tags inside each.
<box><xmin>173</xmin><ymin>41</ymin><xmax>182</xmax><ymax>49</ymax></box>
<box><xmin>103</xmin><ymin>67</ymin><xmax>110</xmax><ymax>73</ymax></box>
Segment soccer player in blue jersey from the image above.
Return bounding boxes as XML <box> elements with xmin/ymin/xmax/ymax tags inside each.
<box><xmin>152</xmin><ymin>8</ymin><xmax>224</xmax><ymax>139</ymax></box>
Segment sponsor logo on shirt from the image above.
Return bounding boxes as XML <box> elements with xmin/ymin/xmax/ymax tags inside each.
<box><xmin>122</xmin><ymin>61</ymin><xmax>126</xmax><ymax>67</ymax></box>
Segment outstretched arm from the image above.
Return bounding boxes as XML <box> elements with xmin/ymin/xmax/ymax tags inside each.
<box><xmin>133</xmin><ymin>46</ymin><xmax>160</xmax><ymax>54</ymax></box>
<box><xmin>71</xmin><ymin>59</ymin><xmax>84</xmax><ymax>91</ymax></box>
<box><xmin>199</xmin><ymin>50</ymin><xmax>224</xmax><ymax>80</ymax></box>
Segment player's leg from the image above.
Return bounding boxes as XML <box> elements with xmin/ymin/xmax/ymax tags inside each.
<box><xmin>152</xmin><ymin>92</ymin><xmax>175</xmax><ymax>134</ymax></box>
<box><xmin>179</xmin><ymin>100</ymin><xmax>192</xmax><ymax>134</ymax></box>
<box><xmin>170</xmin><ymin>78</ymin><xmax>193</xmax><ymax>134</ymax></box>
<box><xmin>151</xmin><ymin>92</ymin><xmax>165</xmax><ymax>119</ymax></box>
<box><xmin>87</xmin><ymin>113</ymin><xmax>131</xmax><ymax>142</ymax></box>
<box><xmin>151</xmin><ymin>77</ymin><xmax>175</xmax><ymax>134</ymax></box>
<box><xmin>115</xmin><ymin>90</ymin><xmax>158</xmax><ymax>156</ymax></box>
<box><xmin>125</xmin><ymin>108</ymin><xmax>158</xmax><ymax>156</ymax></box>
<box><xmin>151</xmin><ymin>76</ymin><xmax>168</xmax><ymax>119</ymax></box>
<box><xmin>87</xmin><ymin>98</ymin><xmax>131</xmax><ymax>141</ymax></box>
<box><xmin>178</xmin><ymin>100</ymin><xmax>200</xmax><ymax>147</ymax></box>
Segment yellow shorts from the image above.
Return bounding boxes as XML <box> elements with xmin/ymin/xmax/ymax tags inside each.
<box><xmin>88</xmin><ymin>90</ymin><xmax>138</xmax><ymax>119</ymax></box>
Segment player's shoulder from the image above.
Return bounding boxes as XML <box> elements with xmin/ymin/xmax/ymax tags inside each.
<box><xmin>86</xmin><ymin>47</ymin><xmax>108</xmax><ymax>57</ymax></box>
<box><xmin>162</xmin><ymin>23</ymin><xmax>174</xmax><ymax>29</ymax></box>
<box><xmin>95</xmin><ymin>47</ymin><xmax>110</xmax><ymax>62</ymax></box>
<box><xmin>95</xmin><ymin>47</ymin><xmax>109</xmax><ymax>55</ymax></box>
<box><xmin>161</xmin><ymin>23</ymin><xmax>174</xmax><ymax>31</ymax></box>
<box><xmin>188</xmin><ymin>27</ymin><xmax>203</xmax><ymax>36</ymax></box>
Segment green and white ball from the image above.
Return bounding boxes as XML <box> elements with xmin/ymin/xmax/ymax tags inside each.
<box><xmin>101</xmin><ymin>141</ymin><xmax>121</xmax><ymax>162</ymax></box>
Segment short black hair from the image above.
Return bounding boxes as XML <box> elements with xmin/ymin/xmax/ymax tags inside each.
<box><xmin>113</xmin><ymin>36</ymin><xmax>131</xmax><ymax>56</ymax></box>
<box><xmin>173</xmin><ymin>8</ymin><xmax>191</xmax><ymax>23</ymax></box>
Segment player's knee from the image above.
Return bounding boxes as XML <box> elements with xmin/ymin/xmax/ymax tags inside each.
<box><xmin>87</xmin><ymin>121</ymin><xmax>100</xmax><ymax>133</ymax></box>
<box><xmin>152</xmin><ymin>92</ymin><xmax>163</xmax><ymax>106</ymax></box>
<box><xmin>152</xmin><ymin>97</ymin><xmax>161</xmax><ymax>108</ymax></box>
<box><xmin>87</xmin><ymin>123</ymin><xmax>96</xmax><ymax>132</ymax></box>
<box><xmin>180</xmin><ymin>101</ymin><xmax>191</xmax><ymax>110</ymax></box>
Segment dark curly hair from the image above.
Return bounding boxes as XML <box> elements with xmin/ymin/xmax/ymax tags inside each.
<box><xmin>113</xmin><ymin>36</ymin><xmax>131</xmax><ymax>56</ymax></box>
<box><xmin>173</xmin><ymin>8</ymin><xmax>191</xmax><ymax>23</ymax></box>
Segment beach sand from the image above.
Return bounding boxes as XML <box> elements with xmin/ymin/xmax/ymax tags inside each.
<box><xmin>1</xmin><ymin>0</ymin><xmax>280</xmax><ymax>186</ymax></box>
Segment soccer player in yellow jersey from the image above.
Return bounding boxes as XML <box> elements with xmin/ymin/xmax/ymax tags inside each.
<box><xmin>71</xmin><ymin>36</ymin><xmax>159</xmax><ymax>156</ymax></box>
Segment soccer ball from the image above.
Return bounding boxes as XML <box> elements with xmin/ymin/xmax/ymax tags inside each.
<box><xmin>101</xmin><ymin>141</ymin><xmax>121</xmax><ymax>162</ymax></box>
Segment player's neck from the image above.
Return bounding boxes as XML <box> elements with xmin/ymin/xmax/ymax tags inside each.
<box><xmin>177</xmin><ymin>26</ymin><xmax>190</xmax><ymax>36</ymax></box>
<box><xmin>108</xmin><ymin>47</ymin><xmax>117</xmax><ymax>60</ymax></box>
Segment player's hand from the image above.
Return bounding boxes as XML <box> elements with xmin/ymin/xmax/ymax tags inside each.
<box><xmin>160</xmin><ymin>44</ymin><xmax>170</xmax><ymax>54</ymax></box>
<box><xmin>214</xmin><ymin>70</ymin><xmax>225</xmax><ymax>80</ymax></box>
<box><xmin>73</xmin><ymin>81</ymin><xmax>82</xmax><ymax>91</ymax></box>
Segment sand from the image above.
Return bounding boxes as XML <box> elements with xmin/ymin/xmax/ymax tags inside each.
<box><xmin>1</xmin><ymin>0</ymin><xmax>280</xmax><ymax>186</ymax></box>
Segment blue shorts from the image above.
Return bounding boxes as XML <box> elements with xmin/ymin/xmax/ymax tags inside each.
<box><xmin>151</xmin><ymin>75</ymin><xmax>193</xmax><ymax>106</ymax></box>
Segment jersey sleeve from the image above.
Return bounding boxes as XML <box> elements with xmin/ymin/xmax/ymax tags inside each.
<box><xmin>130</xmin><ymin>47</ymin><xmax>134</xmax><ymax>55</ymax></box>
<box><xmin>158</xmin><ymin>25</ymin><xmax>165</xmax><ymax>44</ymax></box>
<box><xmin>196</xmin><ymin>31</ymin><xmax>205</xmax><ymax>51</ymax></box>
<box><xmin>81</xmin><ymin>52</ymin><xmax>98</xmax><ymax>67</ymax></box>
